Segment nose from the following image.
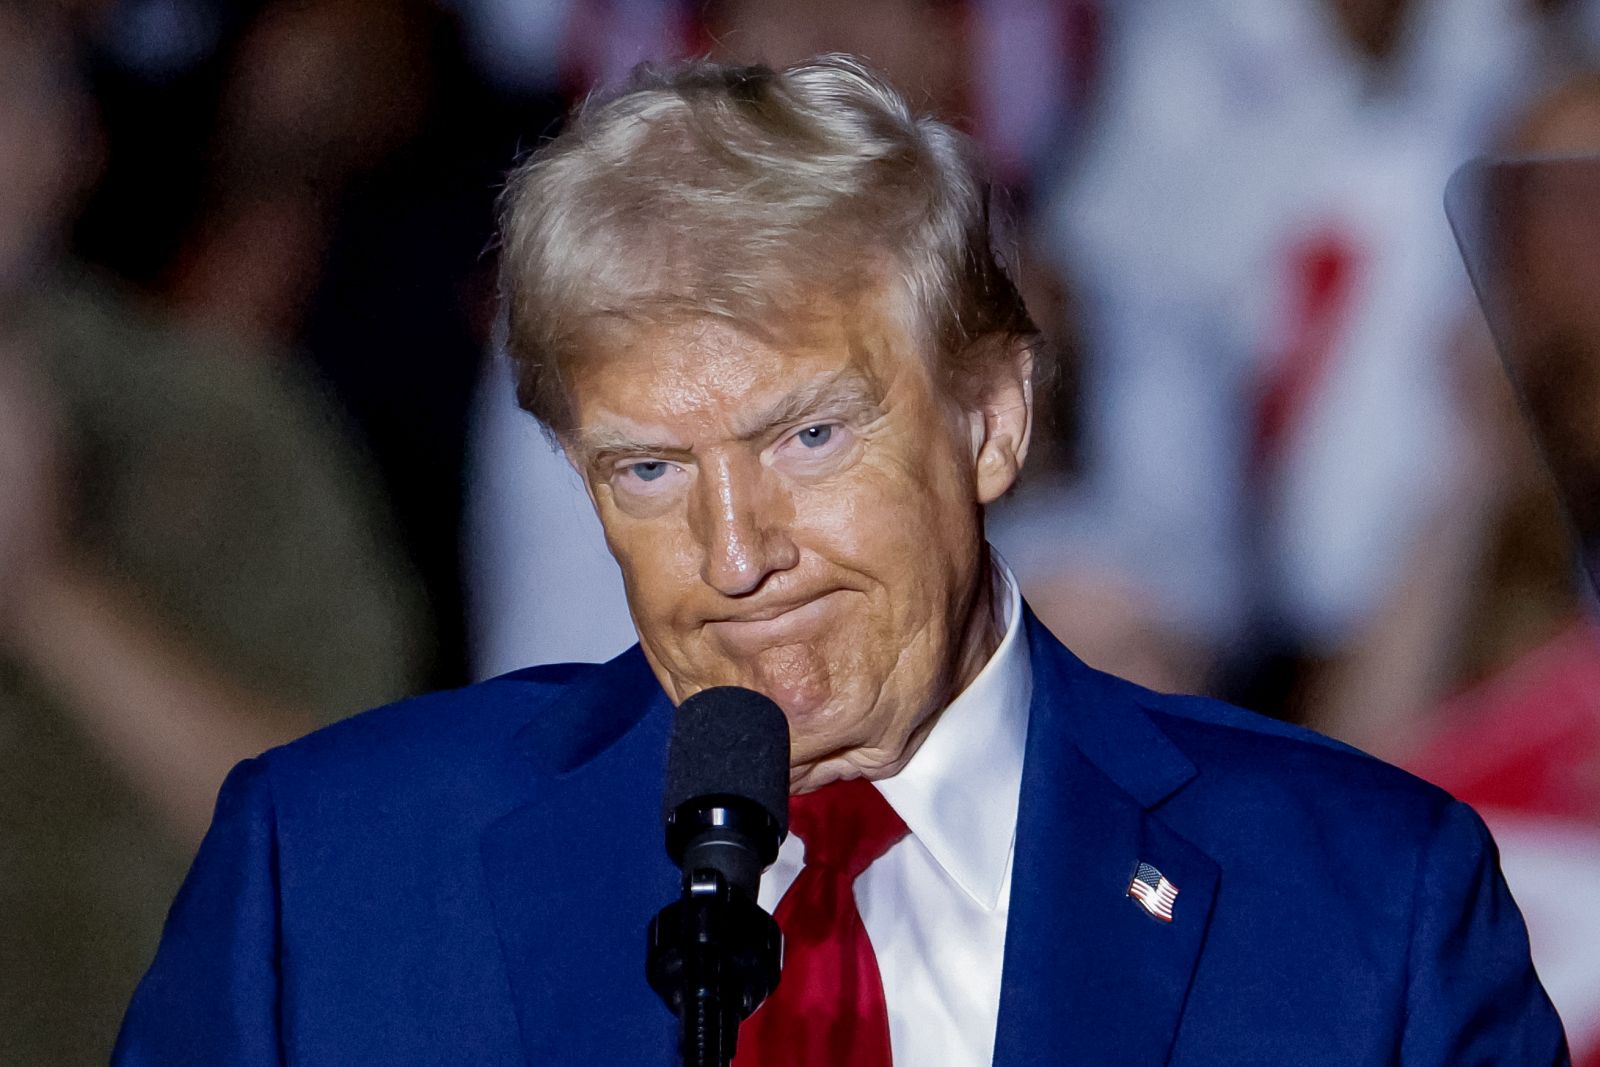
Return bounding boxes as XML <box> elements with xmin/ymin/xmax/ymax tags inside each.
<box><xmin>692</xmin><ymin>452</ymin><xmax>799</xmax><ymax>597</ymax></box>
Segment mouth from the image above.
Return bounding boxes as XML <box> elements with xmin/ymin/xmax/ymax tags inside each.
<box><xmin>705</xmin><ymin>590</ymin><xmax>847</xmax><ymax>654</ymax></box>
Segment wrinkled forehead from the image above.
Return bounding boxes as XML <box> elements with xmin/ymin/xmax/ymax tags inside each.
<box><xmin>588</xmin><ymin>224</ymin><xmax>918</xmax><ymax>338</ymax></box>
<box><xmin>557</xmin><ymin>288</ymin><xmax>934</xmax><ymax>448</ymax></box>
<box><xmin>582</xmin><ymin>268</ymin><xmax>925</xmax><ymax>375</ymax></box>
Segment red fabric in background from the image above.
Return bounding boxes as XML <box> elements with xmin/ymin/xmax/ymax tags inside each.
<box><xmin>1252</xmin><ymin>229</ymin><xmax>1362</xmax><ymax>475</ymax></box>
<box><xmin>1408</xmin><ymin>620</ymin><xmax>1600</xmax><ymax>823</ymax></box>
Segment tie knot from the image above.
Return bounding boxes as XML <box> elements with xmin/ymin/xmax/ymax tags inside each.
<box><xmin>788</xmin><ymin>777</ymin><xmax>909</xmax><ymax>880</ymax></box>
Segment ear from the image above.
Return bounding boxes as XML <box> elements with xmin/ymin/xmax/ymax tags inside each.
<box><xmin>966</xmin><ymin>340</ymin><xmax>1035</xmax><ymax>505</ymax></box>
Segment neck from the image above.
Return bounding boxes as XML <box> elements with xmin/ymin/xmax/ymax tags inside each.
<box><xmin>890</xmin><ymin>555</ymin><xmax>1005</xmax><ymax>764</ymax></box>
<box><xmin>948</xmin><ymin>555</ymin><xmax>1006</xmax><ymax>702</ymax></box>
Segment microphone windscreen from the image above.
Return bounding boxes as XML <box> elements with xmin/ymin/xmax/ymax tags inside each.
<box><xmin>663</xmin><ymin>687</ymin><xmax>790</xmax><ymax>836</ymax></box>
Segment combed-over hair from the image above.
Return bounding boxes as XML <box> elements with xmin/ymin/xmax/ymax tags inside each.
<box><xmin>497</xmin><ymin>54</ymin><xmax>1040</xmax><ymax>433</ymax></box>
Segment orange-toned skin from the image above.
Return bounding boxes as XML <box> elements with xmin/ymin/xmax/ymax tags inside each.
<box><xmin>564</xmin><ymin>293</ymin><xmax>1032</xmax><ymax>792</ymax></box>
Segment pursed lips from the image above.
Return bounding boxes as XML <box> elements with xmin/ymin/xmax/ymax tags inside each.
<box><xmin>704</xmin><ymin>590</ymin><xmax>846</xmax><ymax>653</ymax></box>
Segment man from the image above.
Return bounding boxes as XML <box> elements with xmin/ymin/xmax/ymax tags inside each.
<box><xmin>115</xmin><ymin>56</ymin><xmax>1568</xmax><ymax>1065</ymax></box>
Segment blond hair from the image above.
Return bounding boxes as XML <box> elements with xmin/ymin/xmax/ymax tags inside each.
<box><xmin>498</xmin><ymin>54</ymin><xmax>1039</xmax><ymax>433</ymax></box>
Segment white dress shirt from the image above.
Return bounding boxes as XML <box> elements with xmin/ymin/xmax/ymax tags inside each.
<box><xmin>758</xmin><ymin>559</ymin><xmax>1032</xmax><ymax>1066</ymax></box>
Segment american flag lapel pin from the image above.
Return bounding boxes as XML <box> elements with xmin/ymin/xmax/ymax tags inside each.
<box><xmin>1127</xmin><ymin>861</ymin><xmax>1179</xmax><ymax>923</ymax></box>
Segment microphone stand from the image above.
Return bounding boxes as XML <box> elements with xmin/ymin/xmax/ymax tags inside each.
<box><xmin>647</xmin><ymin>801</ymin><xmax>783</xmax><ymax>1067</ymax></box>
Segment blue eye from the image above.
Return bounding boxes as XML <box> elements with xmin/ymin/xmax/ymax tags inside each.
<box><xmin>629</xmin><ymin>461</ymin><xmax>669</xmax><ymax>482</ymax></box>
<box><xmin>796</xmin><ymin>424</ymin><xmax>833</xmax><ymax>448</ymax></box>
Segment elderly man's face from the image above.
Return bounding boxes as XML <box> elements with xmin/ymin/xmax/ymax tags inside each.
<box><xmin>565</xmin><ymin>288</ymin><xmax>1031</xmax><ymax>790</ymax></box>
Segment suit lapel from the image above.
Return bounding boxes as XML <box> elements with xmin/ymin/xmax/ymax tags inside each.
<box><xmin>994</xmin><ymin>613</ymin><xmax>1219</xmax><ymax>1067</ymax></box>
<box><xmin>479</xmin><ymin>648</ymin><xmax>681</xmax><ymax>1066</ymax></box>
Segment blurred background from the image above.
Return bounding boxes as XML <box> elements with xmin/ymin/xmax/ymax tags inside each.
<box><xmin>2</xmin><ymin>0</ymin><xmax>1599</xmax><ymax>1061</ymax></box>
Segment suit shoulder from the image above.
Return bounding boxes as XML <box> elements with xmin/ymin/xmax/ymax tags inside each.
<box><xmin>256</xmin><ymin>660</ymin><xmax>609</xmax><ymax>792</ymax></box>
<box><xmin>1132</xmin><ymin>681</ymin><xmax>1456</xmax><ymax>823</ymax></box>
<box><xmin>1109</xmin><ymin>682</ymin><xmax>1484</xmax><ymax>925</ymax></box>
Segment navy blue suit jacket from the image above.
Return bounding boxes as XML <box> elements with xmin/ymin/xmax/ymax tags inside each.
<box><xmin>115</xmin><ymin>611</ymin><xmax>1568</xmax><ymax>1065</ymax></box>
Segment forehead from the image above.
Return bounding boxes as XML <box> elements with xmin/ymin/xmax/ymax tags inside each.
<box><xmin>564</xmin><ymin>294</ymin><xmax>930</xmax><ymax>438</ymax></box>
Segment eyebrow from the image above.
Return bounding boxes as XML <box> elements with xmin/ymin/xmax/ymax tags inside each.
<box><xmin>567</xmin><ymin>426</ymin><xmax>680</xmax><ymax>463</ymax></box>
<box><xmin>731</xmin><ymin>369</ymin><xmax>883</xmax><ymax>441</ymax></box>
<box><xmin>568</xmin><ymin>369</ymin><xmax>884</xmax><ymax>467</ymax></box>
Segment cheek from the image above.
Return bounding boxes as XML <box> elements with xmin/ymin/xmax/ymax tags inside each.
<box><xmin>864</xmin><ymin>422</ymin><xmax>975</xmax><ymax>531</ymax></box>
<box><xmin>596</xmin><ymin>506</ymin><xmax>699</xmax><ymax>623</ymax></box>
<box><xmin>792</xmin><ymin>447</ymin><xmax>975</xmax><ymax>597</ymax></box>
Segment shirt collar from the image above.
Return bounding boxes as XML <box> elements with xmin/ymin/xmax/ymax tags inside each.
<box><xmin>873</xmin><ymin>550</ymin><xmax>1032</xmax><ymax>911</ymax></box>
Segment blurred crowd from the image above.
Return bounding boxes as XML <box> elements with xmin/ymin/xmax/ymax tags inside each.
<box><xmin>3</xmin><ymin>0</ymin><xmax>1600</xmax><ymax>1061</ymax></box>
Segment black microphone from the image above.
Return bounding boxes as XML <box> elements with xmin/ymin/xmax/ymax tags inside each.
<box><xmin>647</xmin><ymin>687</ymin><xmax>789</xmax><ymax>1067</ymax></box>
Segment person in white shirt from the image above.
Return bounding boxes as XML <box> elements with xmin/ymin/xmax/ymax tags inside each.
<box><xmin>1002</xmin><ymin>0</ymin><xmax>1553</xmax><ymax>707</ymax></box>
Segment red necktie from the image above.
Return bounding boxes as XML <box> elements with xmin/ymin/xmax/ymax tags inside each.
<box><xmin>734</xmin><ymin>777</ymin><xmax>910</xmax><ymax>1067</ymax></box>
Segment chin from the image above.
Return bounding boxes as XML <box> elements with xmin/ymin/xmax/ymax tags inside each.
<box><xmin>718</xmin><ymin>640</ymin><xmax>837</xmax><ymax>717</ymax></box>
<box><xmin>781</xmin><ymin>691</ymin><xmax>881</xmax><ymax>761</ymax></box>
<box><xmin>758</xmin><ymin>673</ymin><xmax>835</xmax><ymax>720</ymax></box>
